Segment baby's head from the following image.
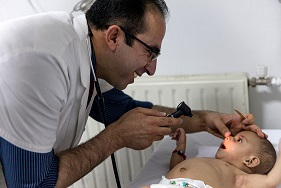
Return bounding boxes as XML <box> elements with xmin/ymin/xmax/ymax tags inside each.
<box><xmin>215</xmin><ymin>131</ymin><xmax>276</xmax><ymax>174</ymax></box>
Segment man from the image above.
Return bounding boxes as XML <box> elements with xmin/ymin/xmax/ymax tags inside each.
<box><xmin>0</xmin><ymin>0</ymin><xmax>265</xmax><ymax>187</ymax></box>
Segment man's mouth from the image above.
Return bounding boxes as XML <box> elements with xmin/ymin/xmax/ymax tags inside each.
<box><xmin>134</xmin><ymin>72</ymin><xmax>139</xmax><ymax>78</ymax></box>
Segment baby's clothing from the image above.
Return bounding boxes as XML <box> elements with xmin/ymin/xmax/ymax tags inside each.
<box><xmin>150</xmin><ymin>176</ymin><xmax>213</xmax><ymax>188</ymax></box>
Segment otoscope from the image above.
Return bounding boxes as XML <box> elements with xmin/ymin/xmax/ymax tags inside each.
<box><xmin>166</xmin><ymin>101</ymin><xmax>193</xmax><ymax>118</ymax></box>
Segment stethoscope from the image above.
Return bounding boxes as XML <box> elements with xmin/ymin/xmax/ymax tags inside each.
<box><xmin>86</xmin><ymin>36</ymin><xmax>122</xmax><ymax>188</ymax></box>
<box><xmin>86</xmin><ymin>33</ymin><xmax>192</xmax><ymax>188</ymax></box>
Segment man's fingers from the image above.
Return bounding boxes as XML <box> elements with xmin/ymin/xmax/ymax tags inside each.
<box><xmin>154</xmin><ymin>135</ymin><xmax>165</xmax><ymax>141</ymax></box>
<box><xmin>207</xmin><ymin>129</ymin><xmax>222</xmax><ymax>139</ymax></box>
<box><xmin>159</xmin><ymin>116</ymin><xmax>183</xmax><ymax>127</ymax></box>
<box><xmin>136</xmin><ymin>107</ymin><xmax>167</xmax><ymax>117</ymax></box>
<box><xmin>158</xmin><ymin>126</ymin><xmax>173</xmax><ymax>136</ymax></box>
<box><xmin>256</xmin><ymin>128</ymin><xmax>267</xmax><ymax>138</ymax></box>
<box><xmin>243</xmin><ymin>124</ymin><xmax>266</xmax><ymax>138</ymax></box>
<box><xmin>240</xmin><ymin>113</ymin><xmax>254</xmax><ymax>125</ymax></box>
<box><xmin>212</xmin><ymin>118</ymin><xmax>231</xmax><ymax>137</ymax></box>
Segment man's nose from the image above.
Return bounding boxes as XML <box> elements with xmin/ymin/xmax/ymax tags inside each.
<box><xmin>145</xmin><ymin>60</ymin><xmax>157</xmax><ymax>76</ymax></box>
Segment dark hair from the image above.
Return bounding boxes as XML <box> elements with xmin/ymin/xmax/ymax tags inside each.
<box><xmin>85</xmin><ymin>0</ymin><xmax>169</xmax><ymax>45</ymax></box>
<box><xmin>253</xmin><ymin>138</ymin><xmax>277</xmax><ymax>174</ymax></box>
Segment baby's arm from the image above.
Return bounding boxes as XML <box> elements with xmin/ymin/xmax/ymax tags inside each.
<box><xmin>241</xmin><ymin>138</ymin><xmax>281</xmax><ymax>188</ymax></box>
<box><xmin>169</xmin><ymin>128</ymin><xmax>187</xmax><ymax>170</ymax></box>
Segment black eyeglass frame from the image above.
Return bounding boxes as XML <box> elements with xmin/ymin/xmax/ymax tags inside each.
<box><xmin>118</xmin><ymin>26</ymin><xmax>161</xmax><ymax>61</ymax></box>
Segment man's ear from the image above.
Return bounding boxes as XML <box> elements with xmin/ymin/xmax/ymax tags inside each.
<box><xmin>104</xmin><ymin>25</ymin><xmax>122</xmax><ymax>51</ymax></box>
<box><xmin>243</xmin><ymin>156</ymin><xmax>260</xmax><ymax>168</ymax></box>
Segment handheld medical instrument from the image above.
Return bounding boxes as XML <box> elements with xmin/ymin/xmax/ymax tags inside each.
<box><xmin>167</xmin><ymin>101</ymin><xmax>193</xmax><ymax>118</ymax></box>
<box><xmin>234</xmin><ymin>108</ymin><xmax>246</xmax><ymax>120</ymax></box>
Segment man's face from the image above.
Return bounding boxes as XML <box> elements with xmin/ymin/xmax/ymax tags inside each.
<box><xmin>109</xmin><ymin>11</ymin><xmax>166</xmax><ymax>90</ymax></box>
<box><xmin>215</xmin><ymin>131</ymin><xmax>260</xmax><ymax>163</ymax></box>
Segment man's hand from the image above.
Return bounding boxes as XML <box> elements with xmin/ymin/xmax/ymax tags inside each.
<box><xmin>204</xmin><ymin>111</ymin><xmax>267</xmax><ymax>139</ymax></box>
<box><xmin>110</xmin><ymin>107</ymin><xmax>183</xmax><ymax>150</ymax></box>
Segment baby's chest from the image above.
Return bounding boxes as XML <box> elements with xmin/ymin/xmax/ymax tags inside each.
<box><xmin>179</xmin><ymin>159</ymin><xmax>239</xmax><ymax>188</ymax></box>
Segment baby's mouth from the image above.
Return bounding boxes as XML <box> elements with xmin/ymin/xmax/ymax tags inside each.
<box><xmin>220</xmin><ymin>143</ymin><xmax>226</xmax><ymax>149</ymax></box>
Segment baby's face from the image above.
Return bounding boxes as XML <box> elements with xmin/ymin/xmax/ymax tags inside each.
<box><xmin>215</xmin><ymin>131</ymin><xmax>260</xmax><ymax>163</ymax></box>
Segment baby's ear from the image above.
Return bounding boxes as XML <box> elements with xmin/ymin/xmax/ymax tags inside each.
<box><xmin>243</xmin><ymin>156</ymin><xmax>260</xmax><ymax>168</ymax></box>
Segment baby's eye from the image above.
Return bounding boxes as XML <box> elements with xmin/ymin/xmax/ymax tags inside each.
<box><xmin>237</xmin><ymin>138</ymin><xmax>242</xmax><ymax>143</ymax></box>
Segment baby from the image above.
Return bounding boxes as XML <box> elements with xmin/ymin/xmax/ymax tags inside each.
<box><xmin>144</xmin><ymin>128</ymin><xmax>281</xmax><ymax>188</ymax></box>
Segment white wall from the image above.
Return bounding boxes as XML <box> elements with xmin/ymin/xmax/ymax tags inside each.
<box><xmin>0</xmin><ymin>0</ymin><xmax>82</xmax><ymax>22</ymax></box>
<box><xmin>160</xmin><ymin>0</ymin><xmax>281</xmax><ymax>129</ymax></box>
<box><xmin>1</xmin><ymin>0</ymin><xmax>280</xmax><ymax>129</ymax></box>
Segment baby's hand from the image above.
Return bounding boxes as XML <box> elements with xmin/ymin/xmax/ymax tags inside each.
<box><xmin>170</xmin><ymin>128</ymin><xmax>186</xmax><ymax>146</ymax></box>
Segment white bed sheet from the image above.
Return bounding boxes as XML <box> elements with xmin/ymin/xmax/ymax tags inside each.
<box><xmin>128</xmin><ymin>129</ymin><xmax>281</xmax><ymax>188</ymax></box>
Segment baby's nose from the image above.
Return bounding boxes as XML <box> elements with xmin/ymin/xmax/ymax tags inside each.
<box><xmin>225</xmin><ymin>136</ymin><xmax>233</xmax><ymax>141</ymax></box>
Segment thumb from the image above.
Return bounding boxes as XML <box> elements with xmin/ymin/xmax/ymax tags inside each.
<box><xmin>211</xmin><ymin>120</ymin><xmax>231</xmax><ymax>137</ymax></box>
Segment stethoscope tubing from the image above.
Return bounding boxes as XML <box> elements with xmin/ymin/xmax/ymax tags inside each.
<box><xmin>86</xmin><ymin>36</ymin><xmax>122</xmax><ymax>188</ymax></box>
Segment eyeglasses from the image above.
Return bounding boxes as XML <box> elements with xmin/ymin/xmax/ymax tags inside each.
<box><xmin>119</xmin><ymin>26</ymin><xmax>161</xmax><ymax>61</ymax></box>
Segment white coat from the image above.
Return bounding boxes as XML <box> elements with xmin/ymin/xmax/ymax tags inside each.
<box><xmin>0</xmin><ymin>12</ymin><xmax>113</xmax><ymax>153</ymax></box>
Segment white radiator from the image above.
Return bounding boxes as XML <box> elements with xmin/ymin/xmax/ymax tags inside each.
<box><xmin>69</xmin><ymin>72</ymin><xmax>249</xmax><ymax>188</ymax></box>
